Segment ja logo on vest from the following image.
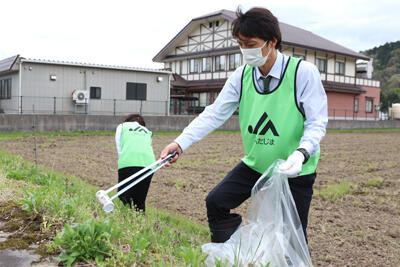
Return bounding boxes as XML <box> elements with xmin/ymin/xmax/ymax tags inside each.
<box><xmin>248</xmin><ymin>112</ymin><xmax>279</xmax><ymax>136</ymax></box>
<box><xmin>129</xmin><ymin>126</ymin><xmax>148</xmax><ymax>133</ymax></box>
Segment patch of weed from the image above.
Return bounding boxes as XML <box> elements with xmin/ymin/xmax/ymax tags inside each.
<box><xmin>363</xmin><ymin>177</ymin><xmax>384</xmax><ymax>188</ymax></box>
<box><xmin>315</xmin><ymin>181</ymin><xmax>357</xmax><ymax>201</ymax></box>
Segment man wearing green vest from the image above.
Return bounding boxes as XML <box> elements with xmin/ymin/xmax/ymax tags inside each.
<box><xmin>161</xmin><ymin>7</ymin><xmax>328</xmax><ymax>243</ymax></box>
<box><xmin>116</xmin><ymin>114</ymin><xmax>156</xmax><ymax>212</ymax></box>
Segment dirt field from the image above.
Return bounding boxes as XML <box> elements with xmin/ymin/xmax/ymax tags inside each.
<box><xmin>1</xmin><ymin>131</ymin><xmax>399</xmax><ymax>266</ymax></box>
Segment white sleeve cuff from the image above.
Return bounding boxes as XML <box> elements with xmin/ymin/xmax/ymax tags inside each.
<box><xmin>174</xmin><ymin>135</ymin><xmax>191</xmax><ymax>152</ymax></box>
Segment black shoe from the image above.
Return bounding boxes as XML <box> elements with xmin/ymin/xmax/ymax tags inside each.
<box><xmin>209</xmin><ymin>214</ymin><xmax>242</xmax><ymax>243</ymax></box>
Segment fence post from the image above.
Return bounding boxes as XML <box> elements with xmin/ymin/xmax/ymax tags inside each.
<box><xmin>20</xmin><ymin>96</ymin><xmax>23</xmax><ymax>114</ymax></box>
<box><xmin>113</xmin><ymin>99</ymin><xmax>116</xmax><ymax>116</ymax></box>
<box><xmin>140</xmin><ymin>100</ymin><xmax>143</xmax><ymax>115</ymax></box>
<box><xmin>53</xmin><ymin>97</ymin><xmax>56</xmax><ymax>114</ymax></box>
<box><xmin>333</xmin><ymin>109</ymin><xmax>335</xmax><ymax>120</ymax></box>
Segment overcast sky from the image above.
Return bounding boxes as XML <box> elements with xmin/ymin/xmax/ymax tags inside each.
<box><xmin>1</xmin><ymin>0</ymin><xmax>399</xmax><ymax>69</ymax></box>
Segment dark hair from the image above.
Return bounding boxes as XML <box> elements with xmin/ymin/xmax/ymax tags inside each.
<box><xmin>124</xmin><ymin>113</ymin><xmax>145</xmax><ymax>126</ymax></box>
<box><xmin>232</xmin><ymin>7</ymin><xmax>282</xmax><ymax>50</ymax></box>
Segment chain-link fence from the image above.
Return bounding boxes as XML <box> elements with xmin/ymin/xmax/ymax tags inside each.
<box><xmin>0</xmin><ymin>96</ymin><xmax>169</xmax><ymax>116</ymax></box>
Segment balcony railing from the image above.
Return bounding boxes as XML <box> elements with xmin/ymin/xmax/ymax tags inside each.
<box><xmin>320</xmin><ymin>73</ymin><xmax>380</xmax><ymax>87</ymax></box>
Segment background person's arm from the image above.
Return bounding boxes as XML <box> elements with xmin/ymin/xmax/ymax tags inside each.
<box><xmin>115</xmin><ymin>124</ymin><xmax>122</xmax><ymax>157</ymax></box>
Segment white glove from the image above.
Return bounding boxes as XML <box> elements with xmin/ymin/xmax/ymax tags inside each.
<box><xmin>279</xmin><ymin>150</ymin><xmax>305</xmax><ymax>178</ymax></box>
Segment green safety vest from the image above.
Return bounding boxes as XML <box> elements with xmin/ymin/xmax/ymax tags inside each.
<box><xmin>239</xmin><ymin>57</ymin><xmax>319</xmax><ymax>175</ymax></box>
<box><xmin>118</xmin><ymin>122</ymin><xmax>156</xmax><ymax>169</ymax></box>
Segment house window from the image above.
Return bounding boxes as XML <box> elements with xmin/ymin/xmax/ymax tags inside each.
<box><xmin>365</xmin><ymin>98</ymin><xmax>373</xmax><ymax>113</ymax></box>
<box><xmin>189</xmin><ymin>59</ymin><xmax>199</xmax><ymax>73</ymax></box>
<box><xmin>214</xmin><ymin>91</ymin><xmax>219</xmax><ymax>100</ymax></box>
<box><xmin>209</xmin><ymin>22</ymin><xmax>212</xmax><ymax>28</ymax></box>
<box><xmin>0</xmin><ymin>78</ymin><xmax>12</xmax><ymax>99</ymax></box>
<box><xmin>190</xmin><ymin>92</ymin><xmax>200</xmax><ymax>107</ymax></box>
<box><xmin>202</xmin><ymin>57</ymin><xmax>212</xmax><ymax>72</ymax></box>
<box><xmin>354</xmin><ymin>98</ymin><xmax>359</xmax><ymax>113</ymax></box>
<box><xmin>316</xmin><ymin>58</ymin><xmax>326</xmax><ymax>73</ymax></box>
<box><xmin>215</xmin><ymin>55</ymin><xmax>226</xmax><ymax>71</ymax></box>
<box><xmin>189</xmin><ymin>92</ymin><xmax>210</xmax><ymax>107</ymax></box>
<box><xmin>293</xmin><ymin>54</ymin><xmax>305</xmax><ymax>60</ymax></box>
<box><xmin>229</xmin><ymin>53</ymin><xmax>241</xmax><ymax>70</ymax></box>
<box><xmin>199</xmin><ymin>92</ymin><xmax>211</xmax><ymax>106</ymax></box>
<box><xmin>215</xmin><ymin>21</ymin><xmax>219</xmax><ymax>27</ymax></box>
<box><xmin>126</xmin><ymin>82</ymin><xmax>147</xmax><ymax>100</ymax></box>
<box><xmin>90</xmin><ymin>87</ymin><xmax>101</xmax><ymax>99</ymax></box>
<box><xmin>335</xmin><ymin>61</ymin><xmax>345</xmax><ymax>75</ymax></box>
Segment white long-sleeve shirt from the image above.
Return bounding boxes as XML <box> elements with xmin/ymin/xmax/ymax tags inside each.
<box><xmin>175</xmin><ymin>50</ymin><xmax>328</xmax><ymax>156</ymax></box>
<box><xmin>115</xmin><ymin>124</ymin><xmax>123</xmax><ymax>156</ymax></box>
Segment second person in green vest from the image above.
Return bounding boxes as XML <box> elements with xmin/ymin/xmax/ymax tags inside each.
<box><xmin>115</xmin><ymin>114</ymin><xmax>156</xmax><ymax>213</ymax></box>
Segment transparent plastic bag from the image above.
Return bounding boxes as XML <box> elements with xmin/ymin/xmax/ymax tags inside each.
<box><xmin>202</xmin><ymin>160</ymin><xmax>313</xmax><ymax>267</ymax></box>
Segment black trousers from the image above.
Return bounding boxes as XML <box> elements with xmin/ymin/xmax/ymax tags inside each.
<box><xmin>118</xmin><ymin>166</ymin><xmax>153</xmax><ymax>212</ymax></box>
<box><xmin>205</xmin><ymin>161</ymin><xmax>316</xmax><ymax>240</ymax></box>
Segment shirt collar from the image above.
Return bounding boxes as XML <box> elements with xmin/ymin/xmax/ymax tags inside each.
<box><xmin>255</xmin><ymin>50</ymin><xmax>283</xmax><ymax>80</ymax></box>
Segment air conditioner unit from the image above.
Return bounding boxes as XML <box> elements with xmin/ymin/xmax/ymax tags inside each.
<box><xmin>72</xmin><ymin>90</ymin><xmax>89</xmax><ymax>104</ymax></box>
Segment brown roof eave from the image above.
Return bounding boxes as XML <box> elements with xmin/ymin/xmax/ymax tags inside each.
<box><xmin>323</xmin><ymin>81</ymin><xmax>366</xmax><ymax>94</ymax></box>
<box><xmin>0</xmin><ymin>69</ymin><xmax>19</xmax><ymax>76</ymax></box>
<box><xmin>325</xmin><ymin>88</ymin><xmax>366</xmax><ymax>94</ymax></box>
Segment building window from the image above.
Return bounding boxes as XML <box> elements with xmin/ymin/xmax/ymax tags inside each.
<box><xmin>215</xmin><ymin>21</ymin><xmax>219</xmax><ymax>27</ymax></box>
<box><xmin>214</xmin><ymin>91</ymin><xmax>219</xmax><ymax>101</ymax></box>
<box><xmin>0</xmin><ymin>78</ymin><xmax>12</xmax><ymax>99</ymax></box>
<box><xmin>202</xmin><ymin>57</ymin><xmax>212</xmax><ymax>72</ymax></box>
<box><xmin>199</xmin><ymin>92</ymin><xmax>210</xmax><ymax>106</ymax></box>
<box><xmin>316</xmin><ymin>58</ymin><xmax>326</xmax><ymax>73</ymax></box>
<box><xmin>179</xmin><ymin>61</ymin><xmax>183</xmax><ymax>74</ymax></box>
<box><xmin>293</xmin><ymin>54</ymin><xmax>305</xmax><ymax>60</ymax></box>
<box><xmin>229</xmin><ymin>53</ymin><xmax>241</xmax><ymax>70</ymax></box>
<box><xmin>354</xmin><ymin>98</ymin><xmax>359</xmax><ymax>113</ymax></box>
<box><xmin>209</xmin><ymin>22</ymin><xmax>212</xmax><ymax>28</ymax></box>
<box><xmin>90</xmin><ymin>87</ymin><xmax>101</xmax><ymax>99</ymax></box>
<box><xmin>189</xmin><ymin>59</ymin><xmax>199</xmax><ymax>73</ymax></box>
<box><xmin>365</xmin><ymin>98</ymin><xmax>373</xmax><ymax>113</ymax></box>
<box><xmin>190</xmin><ymin>92</ymin><xmax>200</xmax><ymax>107</ymax></box>
<box><xmin>126</xmin><ymin>82</ymin><xmax>147</xmax><ymax>100</ymax></box>
<box><xmin>215</xmin><ymin>55</ymin><xmax>226</xmax><ymax>71</ymax></box>
<box><xmin>335</xmin><ymin>61</ymin><xmax>345</xmax><ymax>75</ymax></box>
<box><xmin>189</xmin><ymin>92</ymin><xmax>210</xmax><ymax>107</ymax></box>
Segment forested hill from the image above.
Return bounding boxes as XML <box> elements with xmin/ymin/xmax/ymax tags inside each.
<box><xmin>361</xmin><ymin>41</ymin><xmax>400</xmax><ymax>110</ymax></box>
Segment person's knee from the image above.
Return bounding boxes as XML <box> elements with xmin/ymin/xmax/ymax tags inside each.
<box><xmin>205</xmin><ymin>189</ymin><xmax>221</xmax><ymax>210</ymax></box>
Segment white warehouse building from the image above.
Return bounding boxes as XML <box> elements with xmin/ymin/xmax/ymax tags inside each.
<box><xmin>0</xmin><ymin>55</ymin><xmax>171</xmax><ymax>115</ymax></box>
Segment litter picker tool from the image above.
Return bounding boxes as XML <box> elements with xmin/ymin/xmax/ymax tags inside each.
<box><xmin>96</xmin><ymin>151</ymin><xmax>177</xmax><ymax>213</ymax></box>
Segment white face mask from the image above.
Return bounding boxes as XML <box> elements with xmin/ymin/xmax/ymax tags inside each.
<box><xmin>240</xmin><ymin>41</ymin><xmax>271</xmax><ymax>67</ymax></box>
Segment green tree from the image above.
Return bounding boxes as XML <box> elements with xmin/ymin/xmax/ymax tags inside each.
<box><xmin>380</xmin><ymin>87</ymin><xmax>400</xmax><ymax>112</ymax></box>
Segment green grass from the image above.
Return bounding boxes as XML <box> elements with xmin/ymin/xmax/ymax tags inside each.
<box><xmin>0</xmin><ymin>127</ymin><xmax>398</xmax><ymax>141</ymax></box>
<box><xmin>0</xmin><ymin>130</ymin><xmax>115</xmax><ymax>141</ymax></box>
<box><xmin>0</xmin><ymin>151</ymin><xmax>210</xmax><ymax>266</ymax></box>
<box><xmin>0</xmin><ymin>129</ymin><xmax>242</xmax><ymax>141</ymax></box>
<box><xmin>363</xmin><ymin>177</ymin><xmax>384</xmax><ymax>188</ymax></box>
<box><xmin>315</xmin><ymin>181</ymin><xmax>357</xmax><ymax>202</ymax></box>
<box><xmin>327</xmin><ymin>128</ymin><xmax>400</xmax><ymax>133</ymax></box>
